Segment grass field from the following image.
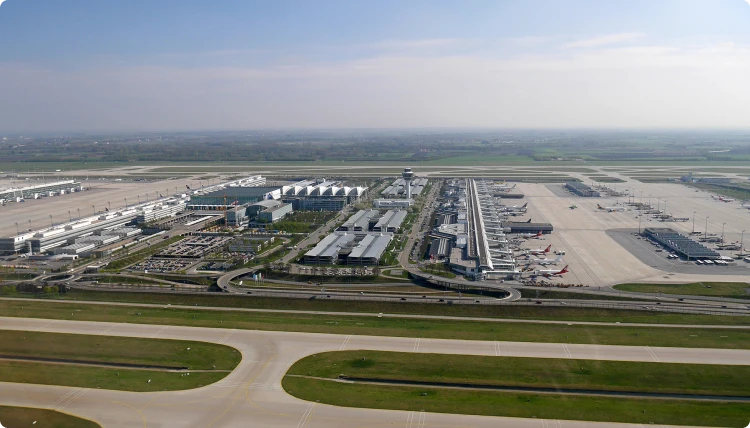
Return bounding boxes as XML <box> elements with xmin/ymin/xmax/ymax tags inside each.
<box><xmin>0</xmin><ymin>406</ymin><xmax>101</xmax><ymax>428</ymax></box>
<box><xmin>614</xmin><ymin>282</ymin><xmax>750</xmax><ymax>298</ymax></box>
<box><xmin>52</xmin><ymin>288</ymin><xmax>750</xmax><ymax>325</ymax></box>
<box><xmin>2</xmin><ymin>298</ymin><xmax>750</xmax><ymax>349</ymax></box>
<box><xmin>282</xmin><ymin>377</ymin><xmax>750</xmax><ymax>427</ymax></box>
<box><xmin>67</xmin><ymin>288</ymin><xmax>750</xmax><ymax>324</ymax></box>
<box><xmin>288</xmin><ymin>350</ymin><xmax>750</xmax><ymax>396</ymax></box>
<box><xmin>0</xmin><ymin>330</ymin><xmax>240</xmax><ymax>391</ymax></box>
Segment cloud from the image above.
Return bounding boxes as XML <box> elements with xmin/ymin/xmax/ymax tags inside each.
<box><xmin>1</xmin><ymin>39</ymin><xmax>749</xmax><ymax>131</ymax></box>
<box><xmin>564</xmin><ymin>33</ymin><xmax>644</xmax><ymax>49</ymax></box>
<box><xmin>0</xmin><ymin>0</ymin><xmax>6</xmax><ymax>7</ymax></box>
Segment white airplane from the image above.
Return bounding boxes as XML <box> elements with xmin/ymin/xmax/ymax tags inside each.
<box><xmin>519</xmin><ymin>231</ymin><xmax>543</xmax><ymax>239</ymax></box>
<box><xmin>529</xmin><ymin>254</ymin><xmax>563</xmax><ymax>266</ymax></box>
<box><xmin>533</xmin><ymin>265</ymin><xmax>570</xmax><ymax>277</ymax></box>
<box><xmin>597</xmin><ymin>204</ymin><xmax>626</xmax><ymax>212</ymax></box>
<box><xmin>501</xmin><ymin>202</ymin><xmax>527</xmax><ymax>211</ymax></box>
<box><xmin>525</xmin><ymin>244</ymin><xmax>552</xmax><ymax>256</ymax></box>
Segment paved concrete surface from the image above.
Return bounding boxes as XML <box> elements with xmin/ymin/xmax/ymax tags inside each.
<box><xmin>0</xmin><ymin>177</ymin><xmax>210</xmax><ymax>237</ymax></box>
<box><xmin>517</xmin><ymin>181</ymin><xmax>750</xmax><ymax>287</ymax></box>
<box><xmin>0</xmin><ymin>317</ymin><xmax>747</xmax><ymax>428</ymax></box>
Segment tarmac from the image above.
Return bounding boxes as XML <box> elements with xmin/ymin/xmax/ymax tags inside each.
<box><xmin>517</xmin><ymin>181</ymin><xmax>750</xmax><ymax>288</ymax></box>
<box><xmin>0</xmin><ymin>176</ymin><xmax>214</xmax><ymax>238</ymax></box>
<box><xmin>0</xmin><ymin>317</ymin><xmax>745</xmax><ymax>428</ymax></box>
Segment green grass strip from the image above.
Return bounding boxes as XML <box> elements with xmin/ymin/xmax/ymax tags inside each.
<box><xmin>282</xmin><ymin>377</ymin><xmax>750</xmax><ymax>427</ymax></box>
<box><xmin>288</xmin><ymin>350</ymin><xmax>750</xmax><ymax>396</ymax></box>
<box><xmin>0</xmin><ymin>405</ymin><xmax>100</xmax><ymax>428</ymax></box>
<box><xmin>57</xmin><ymin>288</ymin><xmax>750</xmax><ymax>325</ymax></box>
<box><xmin>0</xmin><ymin>330</ymin><xmax>240</xmax><ymax>370</ymax></box>
<box><xmin>2</xmin><ymin>299</ymin><xmax>750</xmax><ymax>349</ymax></box>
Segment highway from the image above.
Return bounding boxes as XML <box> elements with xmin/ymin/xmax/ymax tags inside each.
<box><xmin>0</xmin><ymin>317</ymin><xmax>746</xmax><ymax>428</ymax></box>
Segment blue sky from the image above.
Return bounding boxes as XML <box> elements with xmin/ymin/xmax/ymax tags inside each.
<box><xmin>1</xmin><ymin>0</ymin><xmax>749</xmax><ymax>131</ymax></box>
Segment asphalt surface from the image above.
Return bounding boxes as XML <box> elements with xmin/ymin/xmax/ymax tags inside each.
<box><xmin>1</xmin><ymin>317</ymin><xmax>746</xmax><ymax>428</ymax></box>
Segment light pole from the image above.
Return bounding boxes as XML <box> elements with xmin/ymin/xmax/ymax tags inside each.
<box><xmin>28</xmin><ymin>219</ymin><xmax>31</xmax><ymax>231</ymax></box>
<box><xmin>741</xmin><ymin>230</ymin><xmax>746</xmax><ymax>256</ymax></box>
<box><xmin>15</xmin><ymin>222</ymin><xmax>19</xmax><ymax>236</ymax></box>
<box><xmin>77</xmin><ymin>208</ymin><xmax>81</xmax><ymax>219</ymax></box>
<box><xmin>108</xmin><ymin>201</ymin><xmax>111</xmax><ymax>210</ymax></box>
<box><xmin>49</xmin><ymin>215</ymin><xmax>53</xmax><ymax>228</ymax></box>
<box><xmin>705</xmin><ymin>216</ymin><xmax>709</xmax><ymax>240</ymax></box>
<box><xmin>124</xmin><ymin>197</ymin><xmax>128</xmax><ymax>208</ymax></box>
<box><xmin>638</xmin><ymin>213</ymin><xmax>642</xmax><ymax>234</ymax></box>
<box><xmin>692</xmin><ymin>212</ymin><xmax>696</xmax><ymax>234</ymax></box>
<box><xmin>92</xmin><ymin>204</ymin><xmax>95</xmax><ymax>215</ymax></box>
<box><xmin>721</xmin><ymin>222</ymin><xmax>726</xmax><ymax>243</ymax></box>
<box><xmin>664</xmin><ymin>200</ymin><xmax>667</xmax><ymax>215</ymax></box>
<box><xmin>657</xmin><ymin>198</ymin><xmax>661</xmax><ymax>212</ymax></box>
<box><xmin>68</xmin><ymin>210</ymin><xmax>71</xmax><ymax>223</ymax></box>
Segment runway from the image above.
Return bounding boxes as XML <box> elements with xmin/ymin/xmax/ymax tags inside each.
<box><xmin>1</xmin><ymin>317</ymin><xmax>747</xmax><ymax>428</ymax></box>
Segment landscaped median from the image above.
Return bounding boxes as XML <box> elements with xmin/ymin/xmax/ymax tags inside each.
<box><xmin>282</xmin><ymin>350</ymin><xmax>750</xmax><ymax>427</ymax></box>
<box><xmin>0</xmin><ymin>330</ymin><xmax>241</xmax><ymax>391</ymax></box>
<box><xmin>0</xmin><ymin>405</ymin><xmax>100</xmax><ymax>428</ymax></box>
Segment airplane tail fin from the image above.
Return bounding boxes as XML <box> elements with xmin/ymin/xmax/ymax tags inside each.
<box><xmin>597</xmin><ymin>204</ymin><xmax>603</xmax><ymax>209</ymax></box>
<box><xmin>544</xmin><ymin>245</ymin><xmax>551</xmax><ymax>252</ymax></box>
<box><xmin>522</xmin><ymin>202</ymin><xmax>527</xmax><ymax>208</ymax></box>
<box><xmin>527</xmin><ymin>218</ymin><xmax>532</xmax><ymax>223</ymax></box>
<box><xmin>560</xmin><ymin>265</ymin><xmax>569</xmax><ymax>273</ymax></box>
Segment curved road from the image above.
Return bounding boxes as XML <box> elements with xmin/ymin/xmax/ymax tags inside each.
<box><xmin>0</xmin><ymin>317</ymin><xmax>746</xmax><ymax>428</ymax></box>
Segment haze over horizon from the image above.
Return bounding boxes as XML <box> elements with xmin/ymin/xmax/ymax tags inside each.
<box><xmin>1</xmin><ymin>0</ymin><xmax>749</xmax><ymax>133</ymax></box>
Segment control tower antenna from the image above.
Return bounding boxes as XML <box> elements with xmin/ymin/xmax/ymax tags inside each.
<box><xmin>402</xmin><ymin>167</ymin><xmax>414</xmax><ymax>200</ymax></box>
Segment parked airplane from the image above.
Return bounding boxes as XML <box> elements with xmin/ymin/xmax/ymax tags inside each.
<box><xmin>529</xmin><ymin>254</ymin><xmax>563</xmax><ymax>266</ymax></box>
<box><xmin>533</xmin><ymin>265</ymin><xmax>569</xmax><ymax>277</ymax></box>
<box><xmin>519</xmin><ymin>231</ymin><xmax>543</xmax><ymax>239</ymax></box>
<box><xmin>597</xmin><ymin>204</ymin><xmax>627</xmax><ymax>212</ymax></box>
<box><xmin>711</xmin><ymin>195</ymin><xmax>735</xmax><ymax>202</ymax></box>
<box><xmin>525</xmin><ymin>245</ymin><xmax>552</xmax><ymax>255</ymax></box>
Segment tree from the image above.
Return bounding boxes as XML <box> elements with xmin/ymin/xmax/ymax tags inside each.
<box><xmin>1</xmin><ymin>285</ymin><xmax>17</xmax><ymax>295</ymax></box>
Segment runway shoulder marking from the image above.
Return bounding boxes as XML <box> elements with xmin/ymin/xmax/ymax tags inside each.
<box><xmin>413</xmin><ymin>338</ymin><xmax>421</xmax><ymax>353</ymax></box>
<box><xmin>50</xmin><ymin>387</ymin><xmax>87</xmax><ymax>411</ymax></box>
<box><xmin>98</xmin><ymin>324</ymin><xmax>117</xmax><ymax>336</ymax></box>
<box><xmin>218</xmin><ymin>328</ymin><xmax>236</xmax><ymax>344</ymax></box>
<box><xmin>645</xmin><ymin>346</ymin><xmax>661</xmax><ymax>362</ymax></box>
<box><xmin>562</xmin><ymin>343</ymin><xmax>573</xmax><ymax>359</ymax></box>
<box><xmin>296</xmin><ymin>402</ymin><xmax>316</xmax><ymax>428</ymax></box>
<box><xmin>150</xmin><ymin>325</ymin><xmax>169</xmax><ymax>338</ymax></box>
<box><xmin>406</xmin><ymin>410</ymin><xmax>425</xmax><ymax>428</ymax></box>
<box><xmin>34</xmin><ymin>320</ymin><xmax>55</xmax><ymax>331</ymax></box>
<box><xmin>339</xmin><ymin>334</ymin><xmax>352</xmax><ymax>351</ymax></box>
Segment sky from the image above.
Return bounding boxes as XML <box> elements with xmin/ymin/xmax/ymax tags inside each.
<box><xmin>1</xmin><ymin>0</ymin><xmax>750</xmax><ymax>132</ymax></box>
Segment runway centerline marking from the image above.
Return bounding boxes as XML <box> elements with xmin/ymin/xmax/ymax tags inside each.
<box><xmin>495</xmin><ymin>341</ymin><xmax>501</xmax><ymax>356</ymax></box>
<box><xmin>112</xmin><ymin>400</ymin><xmax>148</xmax><ymax>428</ymax></box>
<box><xmin>413</xmin><ymin>338</ymin><xmax>421</xmax><ymax>353</ymax></box>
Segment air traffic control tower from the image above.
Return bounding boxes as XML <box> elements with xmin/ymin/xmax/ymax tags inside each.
<box><xmin>402</xmin><ymin>167</ymin><xmax>414</xmax><ymax>199</ymax></box>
